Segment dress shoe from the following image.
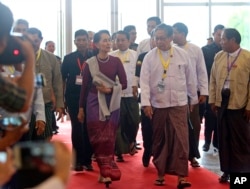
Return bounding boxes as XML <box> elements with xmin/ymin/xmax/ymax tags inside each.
<box><xmin>219</xmin><ymin>172</ymin><xmax>230</xmax><ymax>183</ymax></box>
<box><xmin>73</xmin><ymin>164</ymin><xmax>84</xmax><ymax>172</ymax></box>
<box><xmin>202</xmin><ymin>143</ymin><xmax>210</xmax><ymax>152</ymax></box>
<box><xmin>116</xmin><ymin>155</ymin><xmax>124</xmax><ymax>162</ymax></box>
<box><xmin>83</xmin><ymin>164</ymin><xmax>94</xmax><ymax>171</ymax></box>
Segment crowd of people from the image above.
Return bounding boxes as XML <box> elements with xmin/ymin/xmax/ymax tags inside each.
<box><xmin>1</xmin><ymin>1</ymin><xmax>250</xmax><ymax>189</ymax></box>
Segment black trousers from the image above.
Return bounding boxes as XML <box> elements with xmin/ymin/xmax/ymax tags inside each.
<box><xmin>67</xmin><ymin>104</ymin><xmax>92</xmax><ymax>166</ymax></box>
<box><xmin>204</xmin><ymin>100</ymin><xmax>218</xmax><ymax>148</ymax></box>
<box><xmin>141</xmin><ymin>109</ymin><xmax>153</xmax><ymax>153</ymax></box>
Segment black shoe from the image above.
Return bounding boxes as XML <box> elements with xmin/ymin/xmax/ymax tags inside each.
<box><xmin>116</xmin><ymin>155</ymin><xmax>124</xmax><ymax>162</ymax></box>
<box><xmin>202</xmin><ymin>143</ymin><xmax>210</xmax><ymax>152</ymax></box>
<box><xmin>219</xmin><ymin>173</ymin><xmax>230</xmax><ymax>183</ymax></box>
<box><xmin>73</xmin><ymin>164</ymin><xmax>84</xmax><ymax>172</ymax></box>
<box><xmin>142</xmin><ymin>150</ymin><xmax>151</xmax><ymax>167</ymax></box>
<box><xmin>83</xmin><ymin>164</ymin><xmax>94</xmax><ymax>171</ymax></box>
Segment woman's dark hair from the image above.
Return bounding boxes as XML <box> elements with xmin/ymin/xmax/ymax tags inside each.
<box><xmin>93</xmin><ymin>30</ymin><xmax>110</xmax><ymax>55</ymax></box>
<box><xmin>93</xmin><ymin>30</ymin><xmax>110</xmax><ymax>43</ymax></box>
<box><xmin>0</xmin><ymin>3</ymin><xmax>13</xmax><ymax>39</ymax></box>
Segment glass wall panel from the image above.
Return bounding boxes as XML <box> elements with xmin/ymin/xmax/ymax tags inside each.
<box><xmin>118</xmin><ymin>0</ymin><xmax>156</xmax><ymax>43</ymax></box>
<box><xmin>211</xmin><ymin>0</ymin><xmax>250</xmax><ymax>2</ymax></box>
<box><xmin>163</xmin><ymin>6</ymin><xmax>209</xmax><ymax>47</ymax></box>
<box><xmin>72</xmin><ymin>0</ymin><xmax>111</xmax><ymax>37</ymax></box>
<box><xmin>212</xmin><ymin>6</ymin><xmax>250</xmax><ymax>50</ymax></box>
<box><xmin>163</xmin><ymin>0</ymin><xmax>207</xmax><ymax>2</ymax></box>
<box><xmin>2</xmin><ymin>0</ymin><xmax>62</xmax><ymax>56</ymax></box>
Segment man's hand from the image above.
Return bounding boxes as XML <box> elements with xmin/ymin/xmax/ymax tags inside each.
<box><xmin>143</xmin><ymin>106</ymin><xmax>153</xmax><ymax>119</ymax></box>
<box><xmin>132</xmin><ymin>86</ymin><xmax>138</xmax><ymax>99</ymax></box>
<box><xmin>77</xmin><ymin>108</ymin><xmax>84</xmax><ymax>123</ymax></box>
<box><xmin>199</xmin><ymin>95</ymin><xmax>207</xmax><ymax>104</ymax></box>
<box><xmin>244</xmin><ymin>109</ymin><xmax>250</xmax><ymax>122</ymax></box>
<box><xmin>35</xmin><ymin>120</ymin><xmax>46</xmax><ymax>135</ymax></box>
<box><xmin>210</xmin><ymin>103</ymin><xmax>217</xmax><ymax>115</ymax></box>
<box><xmin>55</xmin><ymin>107</ymin><xmax>64</xmax><ymax>121</ymax></box>
<box><xmin>189</xmin><ymin>104</ymin><xmax>194</xmax><ymax>112</ymax></box>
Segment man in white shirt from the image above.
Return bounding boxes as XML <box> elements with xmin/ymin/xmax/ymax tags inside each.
<box><xmin>137</xmin><ymin>16</ymin><xmax>161</xmax><ymax>56</ymax></box>
<box><xmin>172</xmin><ymin>22</ymin><xmax>208</xmax><ymax>168</ymax></box>
<box><xmin>109</xmin><ymin>30</ymin><xmax>140</xmax><ymax>162</ymax></box>
<box><xmin>140</xmin><ymin>23</ymin><xmax>198</xmax><ymax>188</ymax></box>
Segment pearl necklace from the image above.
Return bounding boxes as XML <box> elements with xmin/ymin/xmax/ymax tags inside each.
<box><xmin>97</xmin><ymin>55</ymin><xmax>110</xmax><ymax>63</ymax></box>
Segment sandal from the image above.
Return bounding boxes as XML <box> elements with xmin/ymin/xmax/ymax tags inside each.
<box><xmin>154</xmin><ymin>179</ymin><xmax>165</xmax><ymax>186</ymax></box>
<box><xmin>190</xmin><ymin>159</ymin><xmax>200</xmax><ymax>168</ymax></box>
<box><xmin>177</xmin><ymin>178</ymin><xmax>191</xmax><ymax>189</ymax></box>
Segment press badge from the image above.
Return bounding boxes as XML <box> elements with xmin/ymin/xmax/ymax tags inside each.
<box><xmin>157</xmin><ymin>80</ymin><xmax>165</xmax><ymax>93</ymax></box>
<box><xmin>75</xmin><ymin>75</ymin><xmax>82</xmax><ymax>85</ymax></box>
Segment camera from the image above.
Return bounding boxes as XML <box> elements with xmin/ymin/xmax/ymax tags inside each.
<box><xmin>0</xmin><ymin>116</ymin><xmax>23</xmax><ymax>130</ymax></box>
<box><xmin>0</xmin><ymin>33</ymin><xmax>25</xmax><ymax>65</ymax></box>
<box><xmin>0</xmin><ymin>116</ymin><xmax>23</xmax><ymax>138</ymax></box>
<box><xmin>13</xmin><ymin>141</ymin><xmax>55</xmax><ymax>188</ymax></box>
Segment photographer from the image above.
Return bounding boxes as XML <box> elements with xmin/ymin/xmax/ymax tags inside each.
<box><xmin>0</xmin><ymin>141</ymin><xmax>71</xmax><ymax>189</ymax></box>
<box><xmin>0</xmin><ymin>3</ymin><xmax>35</xmax><ymax>113</ymax></box>
<box><xmin>0</xmin><ymin>3</ymin><xmax>71</xmax><ymax>189</ymax></box>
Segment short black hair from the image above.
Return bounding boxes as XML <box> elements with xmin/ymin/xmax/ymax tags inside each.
<box><xmin>223</xmin><ymin>28</ymin><xmax>241</xmax><ymax>44</ymax></box>
<box><xmin>213</xmin><ymin>24</ymin><xmax>224</xmax><ymax>33</ymax></box>
<box><xmin>27</xmin><ymin>27</ymin><xmax>43</xmax><ymax>39</ymax></box>
<box><xmin>123</xmin><ymin>25</ymin><xmax>136</xmax><ymax>33</ymax></box>
<box><xmin>45</xmin><ymin>40</ymin><xmax>54</xmax><ymax>46</ymax></box>
<box><xmin>74</xmin><ymin>29</ymin><xmax>88</xmax><ymax>39</ymax></box>
<box><xmin>0</xmin><ymin>3</ymin><xmax>13</xmax><ymax>39</ymax></box>
<box><xmin>147</xmin><ymin>16</ymin><xmax>161</xmax><ymax>25</ymax></box>
<box><xmin>14</xmin><ymin>19</ymin><xmax>29</xmax><ymax>28</ymax></box>
<box><xmin>172</xmin><ymin>22</ymin><xmax>188</xmax><ymax>37</ymax></box>
<box><xmin>155</xmin><ymin>23</ymin><xmax>173</xmax><ymax>37</ymax></box>
<box><xmin>116</xmin><ymin>30</ymin><xmax>130</xmax><ymax>40</ymax></box>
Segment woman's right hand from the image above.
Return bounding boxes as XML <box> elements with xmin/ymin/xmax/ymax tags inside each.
<box><xmin>96</xmin><ymin>82</ymin><xmax>112</xmax><ymax>94</ymax></box>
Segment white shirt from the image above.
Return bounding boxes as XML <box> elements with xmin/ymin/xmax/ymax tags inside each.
<box><xmin>140</xmin><ymin>46</ymin><xmax>198</xmax><ymax>108</ymax></box>
<box><xmin>176</xmin><ymin>42</ymin><xmax>208</xmax><ymax>95</ymax></box>
<box><xmin>109</xmin><ymin>49</ymin><xmax>138</xmax><ymax>97</ymax></box>
<box><xmin>137</xmin><ymin>38</ymin><xmax>151</xmax><ymax>57</ymax></box>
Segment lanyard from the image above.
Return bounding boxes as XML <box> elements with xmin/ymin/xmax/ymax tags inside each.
<box><xmin>118</xmin><ymin>50</ymin><xmax>129</xmax><ymax>63</ymax></box>
<box><xmin>227</xmin><ymin>48</ymin><xmax>241</xmax><ymax>74</ymax></box>
<box><xmin>158</xmin><ymin>47</ymin><xmax>173</xmax><ymax>79</ymax></box>
<box><xmin>36</xmin><ymin>48</ymin><xmax>42</xmax><ymax>61</ymax></box>
<box><xmin>77</xmin><ymin>58</ymin><xmax>86</xmax><ymax>75</ymax></box>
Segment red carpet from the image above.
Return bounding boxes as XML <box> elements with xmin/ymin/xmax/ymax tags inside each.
<box><xmin>52</xmin><ymin>120</ymin><xmax>229</xmax><ymax>189</ymax></box>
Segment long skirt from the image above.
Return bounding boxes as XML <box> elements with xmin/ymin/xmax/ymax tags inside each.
<box><xmin>152</xmin><ymin>105</ymin><xmax>189</xmax><ymax>177</ymax></box>
<box><xmin>86</xmin><ymin>92</ymin><xmax>121</xmax><ymax>180</ymax></box>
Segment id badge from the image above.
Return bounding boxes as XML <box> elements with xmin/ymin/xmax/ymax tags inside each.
<box><xmin>223</xmin><ymin>79</ymin><xmax>230</xmax><ymax>89</ymax></box>
<box><xmin>157</xmin><ymin>80</ymin><xmax>165</xmax><ymax>93</ymax></box>
<box><xmin>75</xmin><ymin>75</ymin><xmax>82</xmax><ymax>85</ymax></box>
